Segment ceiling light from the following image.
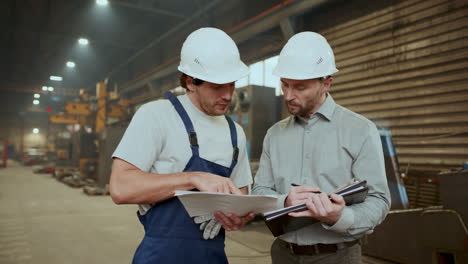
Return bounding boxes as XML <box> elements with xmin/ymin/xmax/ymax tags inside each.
<box><xmin>66</xmin><ymin>61</ymin><xmax>76</xmax><ymax>68</ymax></box>
<box><xmin>33</xmin><ymin>100</ymin><xmax>40</xmax><ymax>105</ymax></box>
<box><xmin>42</xmin><ymin>86</ymin><xmax>48</xmax><ymax>91</ymax></box>
<box><xmin>48</xmin><ymin>87</ymin><xmax>54</xmax><ymax>92</ymax></box>
<box><xmin>50</xmin><ymin>75</ymin><xmax>63</xmax><ymax>81</ymax></box>
<box><xmin>96</xmin><ymin>0</ymin><xmax>109</xmax><ymax>6</ymax></box>
<box><xmin>34</xmin><ymin>93</ymin><xmax>40</xmax><ymax>98</ymax></box>
<box><xmin>33</xmin><ymin>128</ymin><xmax>39</xmax><ymax>134</ymax></box>
<box><xmin>78</xmin><ymin>38</ymin><xmax>89</xmax><ymax>45</ymax></box>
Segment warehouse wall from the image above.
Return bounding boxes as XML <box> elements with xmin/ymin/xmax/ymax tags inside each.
<box><xmin>122</xmin><ymin>0</ymin><xmax>467</xmax><ymax>175</ymax></box>
<box><xmin>0</xmin><ymin>112</ymin><xmax>49</xmax><ymax>157</ymax></box>
<box><xmin>0</xmin><ymin>114</ymin><xmax>23</xmax><ymax>156</ymax></box>
<box><xmin>22</xmin><ymin>114</ymin><xmax>49</xmax><ymax>149</ymax></box>
<box><xmin>320</xmin><ymin>0</ymin><xmax>468</xmax><ymax>173</ymax></box>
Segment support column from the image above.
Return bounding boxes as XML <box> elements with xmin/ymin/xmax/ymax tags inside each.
<box><xmin>95</xmin><ymin>82</ymin><xmax>107</xmax><ymax>134</ymax></box>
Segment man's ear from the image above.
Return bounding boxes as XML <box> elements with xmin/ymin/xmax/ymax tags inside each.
<box><xmin>323</xmin><ymin>77</ymin><xmax>333</xmax><ymax>92</ymax></box>
<box><xmin>185</xmin><ymin>76</ymin><xmax>195</xmax><ymax>92</ymax></box>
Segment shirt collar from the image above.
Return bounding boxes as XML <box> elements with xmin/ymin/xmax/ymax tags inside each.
<box><xmin>316</xmin><ymin>93</ymin><xmax>336</xmax><ymax>121</ymax></box>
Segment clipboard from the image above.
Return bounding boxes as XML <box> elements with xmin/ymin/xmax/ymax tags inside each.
<box><xmin>263</xmin><ymin>180</ymin><xmax>368</xmax><ymax>237</ymax></box>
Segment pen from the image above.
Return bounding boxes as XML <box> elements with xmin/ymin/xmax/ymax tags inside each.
<box><xmin>291</xmin><ymin>183</ymin><xmax>321</xmax><ymax>194</ymax></box>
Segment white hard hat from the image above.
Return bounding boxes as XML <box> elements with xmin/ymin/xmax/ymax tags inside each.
<box><xmin>273</xmin><ymin>32</ymin><xmax>338</xmax><ymax>80</ymax></box>
<box><xmin>178</xmin><ymin>27</ymin><xmax>249</xmax><ymax>84</ymax></box>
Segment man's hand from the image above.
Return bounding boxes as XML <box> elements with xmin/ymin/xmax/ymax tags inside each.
<box><xmin>285</xmin><ymin>185</ymin><xmax>321</xmax><ymax>207</ymax></box>
<box><xmin>214</xmin><ymin>211</ymin><xmax>255</xmax><ymax>231</ymax></box>
<box><xmin>289</xmin><ymin>193</ymin><xmax>345</xmax><ymax>225</ymax></box>
<box><xmin>190</xmin><ymin>172</ymin><xmax>241</xmax><ymax>194</ymax></box>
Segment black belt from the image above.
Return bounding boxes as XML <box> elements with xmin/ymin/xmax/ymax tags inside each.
<box><xmin>279</xmin><ymin>239</ymin><xmax>359</xmax><ymax>256</ymax></box>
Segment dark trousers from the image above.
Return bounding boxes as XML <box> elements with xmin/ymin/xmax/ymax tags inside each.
<box><xmin>271</xmin><ymin>239</ymin><xmax>362</xmax><ymax>264</ymax></box>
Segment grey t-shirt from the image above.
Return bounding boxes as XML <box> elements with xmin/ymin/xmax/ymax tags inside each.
<box><xmin>113</xmin><ymin>93</ymin><xmax>253</xmax><ymax>215</ymax></box>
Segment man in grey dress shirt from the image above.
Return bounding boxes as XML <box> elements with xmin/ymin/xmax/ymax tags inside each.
<box><xmin>252</xmin><ymin>32</ymin><xmax>391</xmax><ymax>263</ymax></box>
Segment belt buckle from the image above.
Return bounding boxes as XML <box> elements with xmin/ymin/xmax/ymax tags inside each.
<box><xmin>288</xmin><ymin>243</ymin><xmax>295</xmax><ymax>254</ymax></box>
<box><xmin>313</xmin><ymin>244</ymin><xmax>320</xmax><ymax>255</ymax></box>
<box><xmin>288</xmin><ymin>242</ymin><xmax>320</xmax><ymax>256</ymax></box>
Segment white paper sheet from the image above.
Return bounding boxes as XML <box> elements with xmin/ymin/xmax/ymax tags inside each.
<box><xmin>175</xmin><ymin>191</ymin><xmax>279</xmax><ymax>217</ymax></box>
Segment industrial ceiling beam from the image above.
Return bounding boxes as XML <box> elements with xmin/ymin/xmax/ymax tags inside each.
<box><xmin>106</xmin><ymin>0</ymin><xmax>223</xmax><ymax>81</ymax></box>
<box><xmin>110</xmin><ymin>0</ymin><xmax>185</xmax><ymax>19</ymax></box>
<box><xmin>118</xmin><ymin>0</ymin><xmax>332</xmax><ymax>95</ymax></box>
<box><xmin>279</xmin><ymin>17</ymin><xmax>296</xmax><ymax>41</ymax></box>
<box><xmin>229</xmin><ymin>0</ymin><xmax>329</xmax><ymax>43</ymax></box>
<box><xmin>6</xmin><ymin>27</ymin><xmax>141</xmax><ymax>51</ymax></box>
<box><xmin>0</xmin><ymin>86</ymin><xmax>80</xmax><ymax>96</ymax></box>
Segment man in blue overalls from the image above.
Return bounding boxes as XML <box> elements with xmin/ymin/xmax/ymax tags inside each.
<box><xmin>110</xmin><ymin>27</ymin><xmax>254</xmax><ymax>263</ymax></box>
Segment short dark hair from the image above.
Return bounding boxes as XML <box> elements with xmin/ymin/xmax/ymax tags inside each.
<box><xmin>179</xmin><ymin>73</ymin><xmax>204</xmax><ymax>89</ymax></box>
<box><xmin>179</xmin><ymin>74</ymin><xmax>188</xmax><ymax>89</ymax></box>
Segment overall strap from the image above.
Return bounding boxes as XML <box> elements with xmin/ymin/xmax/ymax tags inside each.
<box><xmin>225</xmin><ymin>115</ymin><xmax>239</xmax><ymax>172</ymax></box>
<box><xmin>165</xmin><ymin>92</ymin><xmax>199</xmax><ymax>156</ymax></box>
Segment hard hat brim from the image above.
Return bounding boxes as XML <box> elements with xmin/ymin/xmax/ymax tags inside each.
<box><xmin>272</xmin><ymin>67</ymin><xmax>338</xmax><ymax>80</ymax></box>
<box><xmin>178</xmin><ymin>62</ymin><xmax>249</xmax><ymax>84</ymax></box>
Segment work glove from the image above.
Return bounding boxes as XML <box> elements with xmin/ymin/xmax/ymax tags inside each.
<box><xmin>194</xmin><ymin>214</ymin><xmax>223</xmax><ymax>240</ymax></box>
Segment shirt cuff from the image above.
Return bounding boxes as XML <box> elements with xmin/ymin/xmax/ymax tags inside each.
<box><xmin>276</xmin><ymin>194</ymin><xmax>288</xmax><ymax>209</ymax></box>
<box><xmin>322</xmin><ymin>206</ymin><xmax>354</xmax><ymax>233</ymax></box>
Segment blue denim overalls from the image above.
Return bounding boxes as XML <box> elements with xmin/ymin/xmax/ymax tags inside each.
<box><xmin>132</xmin><ymin>92</ymin><xmax>239</xmax><ymax>263</ymax></box>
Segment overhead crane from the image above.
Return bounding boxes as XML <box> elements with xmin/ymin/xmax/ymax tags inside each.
<box><xmin>48</xmin><ymin>82</ymin><xmax>133</xmax><ymax>187</ymax></box>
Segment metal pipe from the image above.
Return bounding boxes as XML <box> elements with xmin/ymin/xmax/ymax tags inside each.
<box><xmin>388</xmin><ymin>206</ymin><xmax>468</xmax><ymax>235</ymax></box>
<box><xmin>422</xmin><ymin>208</ymin><xmax>468</xmax><ymax>235</ymax></box>
<box><xmin>110</xmin><ymin>0</ymin><xmax>185</xmax><ymax>19</ymax></box>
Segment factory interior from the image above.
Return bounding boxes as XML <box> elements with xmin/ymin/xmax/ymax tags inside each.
<box><xmin>1</xmin><ymin>0</ymin><xmax>467</xmax><ymax>263</ymax></box>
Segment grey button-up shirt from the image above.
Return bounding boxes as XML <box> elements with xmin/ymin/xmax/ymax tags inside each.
<box><xmin>252</xmin><ymin>94</ymin><xmax>390</xmax><ymax>245</ymax></box>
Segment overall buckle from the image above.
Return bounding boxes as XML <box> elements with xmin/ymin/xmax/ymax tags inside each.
<box><xmin>188</xmin><ymin>132</ymin><xmax>198</xmax><ymax>146</ymax></box>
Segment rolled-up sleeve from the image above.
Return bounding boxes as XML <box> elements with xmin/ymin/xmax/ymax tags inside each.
<box><xmin>324</xmin><ymin>124</ymin><xmax>391</xmax><ymax>236</ymax></box>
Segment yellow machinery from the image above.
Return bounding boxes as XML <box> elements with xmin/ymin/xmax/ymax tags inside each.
<box><xmin>49</xmin><ymin>82</ymin><xmax>133</xmax><ymax>178</ymax></box>
<box><xmin>50</xmin><ymin>82</ymin><xmax>131</xmax><ymax>126</ymax></box>
<box><xmin>95</xmin><ymin>82</ymin><xmax>106</xmax><ymax>133</ymax></box>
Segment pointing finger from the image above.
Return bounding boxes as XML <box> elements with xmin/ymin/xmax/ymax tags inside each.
<box><xmin>229</xmin><ymin>182</ymin><xmax>242</xmax><ymax>195</ymax></box>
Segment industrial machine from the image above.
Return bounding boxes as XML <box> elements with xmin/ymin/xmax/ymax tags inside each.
<box><xmin>48</xmin><ymin>82</ymin><xmax>133</xmax><ymax>189</ymax></box>
<box><xmin>49</xmin><ymin>83</ymin><xmax>132</xmax><ymax>131</ymax></box>
<box><xmin>276</xmin><ymin>94</ymin><xmax>290</xmax><ymax>121</ymax></box>
<box><xmin>70</xmin><ymin>129</ymin><xmax>98</xmax><ymax>180</ymax></box>
<box><xmin>54</xmin><ymin>135</ymin><xmax>72</xmax><ymax>164</ymax></box>
<box><xmin>362</xmin><ymin>129</ymin><xmax>467</xmax><ymax>264</ymax></box>
<box><xmin>83</xmin><ymin>121</ymin><xmax>128</xmax><ymax>195</ymax></box>
<box><xmin>363</xmin><ymin>172</ymin><xmax>468</xmax><ymax>264</ymax></box>
<box><xmin>228</xmin><ymin>85</ymin><xmax>279</xmax><ymax>161</ymax></box>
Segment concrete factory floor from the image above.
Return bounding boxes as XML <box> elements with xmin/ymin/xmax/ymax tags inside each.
<box><xmin>0</xmin><ymin>160</ymin><xmax>393</xmax><ymax>264</ymax></box>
